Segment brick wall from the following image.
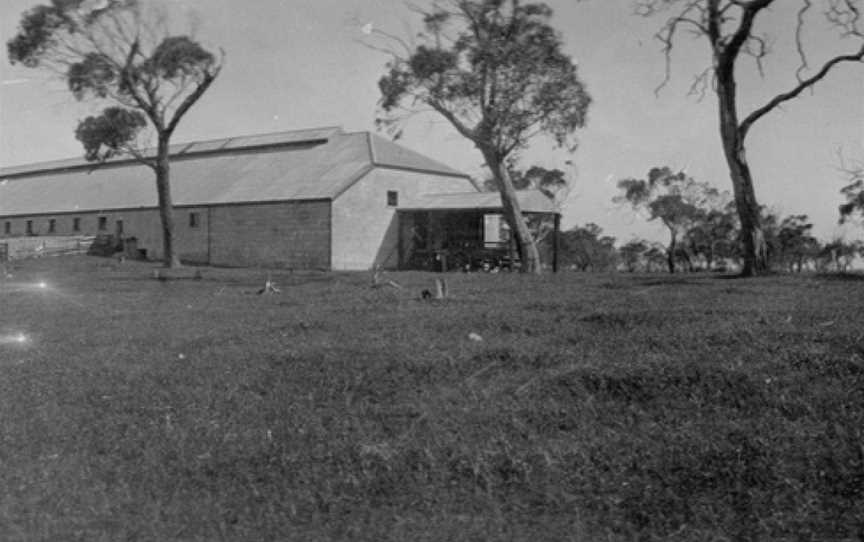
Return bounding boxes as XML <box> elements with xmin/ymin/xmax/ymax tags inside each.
<box><xmin>0</xmin><ymin>201</ymin><xmax>331</xmax><ymax>268</ymax></box>
<box><xmin>0</xmin><ymin>207</ymin><xmax>210</xmax><ymax>264</ymax></box>
<box><xmin>209</xmin><ymin>200</ymin><xmax>330</xmax><ymax>269</ymax></box>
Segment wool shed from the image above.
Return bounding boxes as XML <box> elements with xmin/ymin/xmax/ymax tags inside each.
<box><xmin>0</xmin><ymin>126</ymin><xmax>558</xmax><ymax>270</ymax></box>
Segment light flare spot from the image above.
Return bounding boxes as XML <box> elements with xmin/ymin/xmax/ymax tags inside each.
<box><xmin>0</xmin><ymin>333</ymin><xmax>30</xmax><ymax>346</ymax></box>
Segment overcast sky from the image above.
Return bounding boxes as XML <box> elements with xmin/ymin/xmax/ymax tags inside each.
<box><xmin>1</xmin><ymin>0</ymin><xmax>862</xmax><ymax>243</ymax></box>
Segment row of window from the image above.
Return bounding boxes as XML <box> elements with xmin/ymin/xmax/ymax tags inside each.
<box><xmin>1</xmin><ymin>191</ymin><xmax>398</xmax><ymax>237</ymax></box>
<box><xmin>3</xmin><ymin>216</ymin><xmax>106</xmax><ymax>235</ymax></box>
<box><xmin>2</xmin><ymin>212</ymin><xmax>202</xmax><ymax>236</ymax></box>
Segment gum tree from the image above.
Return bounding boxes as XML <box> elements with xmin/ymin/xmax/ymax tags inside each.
<box><xmin>559</xmin><ymin>223</ymin><xmax>618</xmax><ymax>272</ymax></box>
<box><xmin>684</xmin><ymin>200</ymin><xmax>738</xmax><ymax>270</ymax></box>
<box><xmin>376</xmin><ymin>0</ymin><xmax>591</xmax><ymax>273</ymax></box>
<box><xmin>619</xmin><ymin>239</ymin><xmax>651</xmax><ymax>272</ymax></box>
<box><xmin>638</xmin><ymin>0</ymin><xmax>864</xmax><ymax>276</ymax></box>
<box><xmin>7</xmin><ymin>0</ymin><xmax>223</xmax><ymax>267</ymax></box>
<box><xmin>616</xmin><ymin>166</ymin><xmax>720</xmax><ymax>273</ymax></box>
<box><xmin>776</xmin><ymin>214</ymin><xmax>819</xmax><ymax>272</ymax></box>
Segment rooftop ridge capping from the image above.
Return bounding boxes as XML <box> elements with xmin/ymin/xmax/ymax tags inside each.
<box><xmin>366</xmin><ymin>132</ymin><xmax>377</xmax><ymax>165</ymax></box>
<box><xmin>0</xmin><ymin>125</ymin><xmax>344</xmax><ymax>179</ymax></box>
<box><xmin>366</xmin><ymin>132</ymin><xmax>470</xmax><ymax>179</ymax></box>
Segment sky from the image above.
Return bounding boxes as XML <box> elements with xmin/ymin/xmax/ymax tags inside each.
<box><xmin>1</xmin><ymin>0</ymin><xmax>863</xmax><ymax>244</ymax></box>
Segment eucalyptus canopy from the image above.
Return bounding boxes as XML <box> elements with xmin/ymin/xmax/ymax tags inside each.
<box><xmin>616</xmin><ymin>166</ymin><xmax>721</xmax><ymax>273</ymax></box>
<box><xmin>376</xmin><ymin>0</ymin><xmax>591</xmax><ymax>273</ymax></box>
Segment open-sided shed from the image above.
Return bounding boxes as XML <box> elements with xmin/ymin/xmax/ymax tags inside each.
<box><xmin>396</xmin><ymin>190</ymin><xmax>561</xmax><ymax>272</ymax></box>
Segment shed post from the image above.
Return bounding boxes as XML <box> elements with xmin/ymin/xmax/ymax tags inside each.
<box><xmin>552</xmin><ymin>213</ymin><xmax>560</xmax><ymax>273</ymax></box>
<box><xmin>397</xmin><ymin>211</ymin><xmax>404</xmax><ymax>270</ymax></box>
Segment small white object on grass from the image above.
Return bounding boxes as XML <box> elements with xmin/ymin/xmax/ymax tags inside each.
<box><xmin>37</xmin><ymin>282</ymin><xmax>47</xmax><ymax>289</ymax></box>
<box><xmin>468</xmin><ymin>332</ymin><xmax>483</xmax><ymax>342</ymax></box>
<box><xmin>435</xmin><ymin>278</ymin><xmax>447</xmax><ymax>299</ymax></box>
<box><xmin>178</xmin><ymin>353</ymin><xmax>186</xmax><ymax>360</ymax></box>
<box><xmin>258</xmin><ymin>276</ymin><xmax>281</xmax><ymax>294</ymax></box>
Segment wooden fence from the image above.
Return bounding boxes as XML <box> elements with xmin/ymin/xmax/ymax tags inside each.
<box><xmin>0</xmin><ymin>236</ymin><xmax>96</xmax><ymax>261</ymax></box>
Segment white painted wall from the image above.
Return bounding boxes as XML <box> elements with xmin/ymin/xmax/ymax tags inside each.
<box><xmin>331</xmin><ymin>168</ymin><xmax>475</xmax><ymax>270</ymax></box>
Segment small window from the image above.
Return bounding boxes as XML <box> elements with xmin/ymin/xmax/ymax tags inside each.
<box><xmin>73</xmin><ymin>218</ymin><xmax>81</xmax><ymax>232</ymax></box>
<box><xmin>26</xmin><ymin>220</ymin><xmax>33</xmax><ymax>235</ymax></box>
<box><xmin>3</xmin><ymin>222</ymin><xmax>10</xmax><ymax>235</ymax></box>
<box><xmin>48</xmin><ymin>219</ymin><xmax>56</xmax><ymax>233</ymax></box>
<box><xmin>98</xmin><ymin>216</ymin><xmax>107</xmax><ymax>231</ymax></box>
<box><xmin>387</xmin><ymin>190</ymin><xmax>399</xmax><ymax>207</ymax></box>
<box><xmin>189</xmin><ymin>212</ymin><xmax>200</xmax><ymax>228</ymax></box>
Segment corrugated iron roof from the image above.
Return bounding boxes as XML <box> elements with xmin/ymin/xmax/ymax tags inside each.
<box><xmin>0</xmin><ymin>127</ymin><xmax>471</xmax><ymax>216</ymax></box>
<box><xmin>399</xmin><ymin>190</ymin><xmax>559</xmax><ymax>214</ymax></box>
<box><xmin>369</xmin><ymin>134</ymin><xmax>466</xmax><ymax>178</ymax></box>
<box><xmin>0</xmin><ymin>126</ymin><xmax>343</xmax><ymax>178</ymax></box>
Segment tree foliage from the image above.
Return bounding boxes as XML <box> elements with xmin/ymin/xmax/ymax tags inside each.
<box><xmin>839</xmin><ymin>163</ymin><xmax>864</xmax><ymax>225</ymax></box>
<box><xmin>556</xmin><ymin>223</ymin><xmax>617</xmax><ymax>271</ymax></box>
<box><xmin>684</xmin><ymin>203</ymin><xmax>739</xmax><ymax>270</ymax></box>
<box><xmin>776</xmin><ymin>214</ymin><xmax>819</xmax><ymax>272</ymax></box>
<box><xmin>820</xmin><ymin>238</ymin><xmax>864</xmax><ymax>272</ymax></box>
<box><xmin>482</xmin><ymin>164</ymin><xmax>569</xmax><ymax>199</ymax></box>
<box><xmin>75</xmin><ymin>107</ymin><xmax>147</xmax><ymax>161</ymax></box>
<box><xmin>619</xmin><ymin>239</ymin><xmax>651</xmax><ymax>272</ymax></box>
<box><xmin>375</xmin><ymin>0</ymin><xmax>591</xmax><ymax>273</ymax></box>
<box><xmin>7</xmin><ymin>0</ymin><xmax>223</xmax><ymax>267</ymax></box>
<box><xmin>616</xmin><ymin>167</ymin><xmax>723</xmax><ymax>273</ymax></box>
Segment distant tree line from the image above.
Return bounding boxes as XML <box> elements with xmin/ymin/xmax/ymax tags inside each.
<box><xmin>531</xmin><ymin>164</ymin><xmax>864</xmax><ymax>273</ymax></box>
<box><xmin>543</xmin><ymin>218</ymin><xmax>863</xmax><ymax>274</ymax></box>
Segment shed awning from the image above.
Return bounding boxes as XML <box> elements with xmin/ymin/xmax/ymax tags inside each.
<box><xmin>399</xmin><ymin>190</ymin><xmax>558</xmax><ymax>214</ymax></box>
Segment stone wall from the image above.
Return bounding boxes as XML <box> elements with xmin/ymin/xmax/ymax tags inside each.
<box><xmin>0</xmin><ymin>200</ymin><xmax>330</xmax><ymax>268</ymax></box>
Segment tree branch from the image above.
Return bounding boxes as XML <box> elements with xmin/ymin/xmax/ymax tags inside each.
<box><xmin>427</xmin><ymin>98</ymin><xmax>478</xmax><ymax>142</ymax></box>
<box><xmin>653</xmin><ymin>0</ymin><xmax>712</xmax><ymax>95</ymax></box>
<box><xmin>165</xmin><ymin>50</ymin><xmax>223</xmax><ymax>136</ymax></box>
<box><xmin>721</xmin><ymin>0</ymin><xmax>774</xmax><ymax>61</ymax></box>
<box><xmin>739</xmin><ymin>41</ymin><xmax>864</xmax><ymax>138</ymax></box>
<box><xmin>795</xmin><ymin>0</ymin><xmax>814</xmax><ymax>81</ymax></box>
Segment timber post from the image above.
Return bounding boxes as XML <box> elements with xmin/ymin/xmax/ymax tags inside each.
<box><xmin>552</xmin><ymin>213</ymin><xmax>560</xmax><ymax>273</ymax></box>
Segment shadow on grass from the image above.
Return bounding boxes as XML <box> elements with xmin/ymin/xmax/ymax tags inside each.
<box><xmin>634</xmin><ymin>276</ymin><xmax>708</xmax><ymax>287</ymax></box>
<box><xmin>579</xmin><ymin>311</ymin><xmax>660</xmax><ymax>329</ymax></box>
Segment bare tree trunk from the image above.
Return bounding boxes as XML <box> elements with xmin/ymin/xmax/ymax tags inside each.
<box><xmin>483</xmin><ymin>149</ymin><xmax>541</xmax><ymax>274</ymax></box>
<box><xmin>666</xmin><ymin>230</ymin><xmax>677</xmax><ymax>274</ymax></box>
<box><xmin>681</xmin><ymin>242</ymin><xmax>695</xmax><ymax>272</ymax></box>
<box><xmin>717</xmin><ymin>69</ymin><xmax>768</xmax><ymax>277</ymax></box>
<box><xmin>156</xmin><ymin>137</ymin><xmax>181</xmax><ymax>268</ymax></box>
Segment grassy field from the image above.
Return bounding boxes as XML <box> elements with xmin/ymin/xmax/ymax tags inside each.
<box><xmin>0</xmin><ymin>256</ymin><xmax>862</xmax><ymax>541</ymax></box>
